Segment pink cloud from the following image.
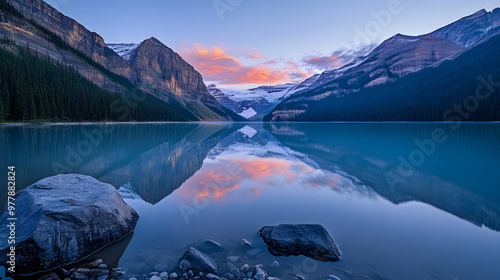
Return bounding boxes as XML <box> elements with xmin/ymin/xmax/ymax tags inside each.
<box><xmin>180</xmin><ymin>43</ymin><xmax>312</xmax><ymax>85</ymax></box>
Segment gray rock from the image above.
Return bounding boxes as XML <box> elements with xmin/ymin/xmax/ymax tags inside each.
<box><xmin>150</xmin><ymin>276</ymin><xmax>161</xmax><ymax>280</ymax></box>
<box><xmin>169</xmin><ymin>272</ymin><xmax>178</xmax><ymax>279</ymax></box>
<box><xmin>70</xmin><ymin>268</ymin><xmax>108</xmax><ymax>280</ymax></box>
<box><xmin>159</xmin><ymin>271</ymin><xmax>169</xmax><ymax>279</ymax></box>
<box><xmin>269</xmin><ymin>260</ymin><xmax>280</xmax><ymax>268</ymax></box>
<box><xmin>240</xmin><ymin>264</ymin><xmax>250</xmax><ymax>273</ymax></box>
<box><xmin>98</xmin><ymin>264</ymin><xmax>108</xmax><ymax>269</ymax></box>
<box><xmin>296</xmin><ymin>274</ymin><xmax>305</xmax><ymax>280</ymax></box>
<box><xmin>241</xmin><ymin>239</ymin><xmax>251</xmax><ymax>246</ymax></box>
<box><xmin>89</xmin><ymin>259</ymin><xmax>104</xmax><ymax>267</ymax></box>
<box><xmin>155</xmin><ymin>263</ymin><xmax>169</xmax><ymax>271</ymax></box>
<box><xmin>0</xmin><ymin>174</ymin><xmax>139</xmax><ymax>275</ymax></box>
<box><xmin>206</xmin><ymin>273</ymin><xmax>220</xmax><ymax>280</ymax></box>
<box><xmin>253</xmin><ymin>266</ymin><xmax>267</xmax><ymax>280</ymax></box>
<box><xmin>177</xmin><ymin>247</ymin><xmax>217</xmax><ymax>274</ymax></box>
<box><xmin>259</xmin><ymin>224</ymin><xmax>340</xmax><ymax>262</ymax></box>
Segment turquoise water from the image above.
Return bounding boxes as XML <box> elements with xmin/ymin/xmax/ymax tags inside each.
<box><xmin>1</xmin><ymin>123</ymin><xmax>499</xmax><ymax>280</ymax></box>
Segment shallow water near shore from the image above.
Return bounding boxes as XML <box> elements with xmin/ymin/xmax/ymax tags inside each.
<box><xmin>1</xmin><ymin>123</ymin><xmax>500</xmax><ymax>280</ymax></box>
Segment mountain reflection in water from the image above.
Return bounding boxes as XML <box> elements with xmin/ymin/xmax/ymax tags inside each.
<box><xmin>1</xmin><ymin>123</ymin><xmax>499</xmax><ymax>280</ymax></box>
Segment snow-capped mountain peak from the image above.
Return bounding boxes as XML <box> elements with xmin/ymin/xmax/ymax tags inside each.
<box><xmin>108</xmin><ymin>43</ymin><xmax>139</xmax><ymax>61</ymax></box>
<box><xmin>429</xmin><ymin>8</ymin><xmax>500</xmax><ymax>47</ymax></box>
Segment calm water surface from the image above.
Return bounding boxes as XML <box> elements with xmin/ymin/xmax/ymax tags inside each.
<box><xmin>1</xmin><ymin>123</ymin><xmax>499</xmax><ymax>280</ymax></box>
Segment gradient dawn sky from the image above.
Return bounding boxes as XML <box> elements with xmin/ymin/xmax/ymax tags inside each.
<box><xmin>46</xmin><ymin>0</ymin><xmax>499</xmax><ymax>88</ymax></box>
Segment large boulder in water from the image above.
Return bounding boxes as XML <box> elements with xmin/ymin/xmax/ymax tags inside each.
<box><xmin>0</xmin><ymin>174</ymin><xmax>139</xmax><ymax>275</ymax></box>
<box><xmin>259</xmin><ymin>224</ymin><xmax>340</xmax><ymax>262</ymax></box>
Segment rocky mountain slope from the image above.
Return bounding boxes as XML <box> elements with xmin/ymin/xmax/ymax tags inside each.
<box><xmin>265</xmin><ymin>8</ymin><xmax>500</xmax><ymax>122</ymax></box>
<box><xmin>303</xmin><ymin>8</ymin><xmax>500</xmax><ymax>96</ymax></box>
<box><xmin>429</xmin><ymin>8</ymin><xmax>500</xmax><ymax>47</ymax></box>
<box><xmin>266</xmin><ymin>31</ymin><xmax>500</xmax><ymax>122</ymax></box>
<box><xmin>2</xmin><ymin>0</ymin><xmax>235</xmax><ymax>121</ymax></box>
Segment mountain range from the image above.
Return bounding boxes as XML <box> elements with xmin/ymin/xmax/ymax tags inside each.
<box><xmin>0</xmin><ymin>0</ymin><xmax>243</xmax><ymax>122</ymax></box>
<box><xmin>199</xmin><ymin>8</ymin><xmax>500</xmax><ymax>122</ymax></box>
<box><xmin>0</xmin><ymin>0</ymin><xmax>498</xmax><ymax>122</ymax></box>
<box><xmin>263</xmin><ymin>8</ymin><xmax>500</xmax><ymax>121</ymax></box>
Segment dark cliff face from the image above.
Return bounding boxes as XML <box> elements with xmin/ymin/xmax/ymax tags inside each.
<box><xmin>6</xmin><ymin>0</ymin><xmax>135</xmax><ymax>81</ymax></box>
<box><xmin>0</xmin><ymin>9</ymin><xmax>126</xmax><ymax>93</ymax></box>
<box><xmin>129</xmin><ymin>38</ymin><xmax>220</xmax><ymax>108</ymax></box>
<box><xmin>4</xmin><ymin>0</ymin><xmax>226</xmax><ymax>119</ymax></box>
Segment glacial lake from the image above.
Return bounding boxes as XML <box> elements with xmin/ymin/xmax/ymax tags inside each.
<box><xmin>1</xmin><ymin>123</ymin><xmax>500</xmax><ymax>280</ymax></box>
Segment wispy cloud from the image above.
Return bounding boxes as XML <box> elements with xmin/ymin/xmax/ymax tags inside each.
<box><xmin>231</xmin><ymin>47</ymin><xmax>269</xmax><ymax>60</ymax></box>
<box><xmin>303</xmin><ymin>43</ymin><xmax>376</xmax><ymax>72</ymax></box>
<box><xmin>303</xmin><ymin>55</ymin><xmax>343</xmax><ymax>72</ymax></box>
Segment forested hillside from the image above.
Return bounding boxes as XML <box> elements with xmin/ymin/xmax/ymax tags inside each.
<box><xmin>0</xmin><ymin>45</ymin><xmax>197</xmax><ymax>122</ymax></box>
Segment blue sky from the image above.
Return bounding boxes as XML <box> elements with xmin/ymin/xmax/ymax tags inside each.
<box><xmin>46</xmin><ymin>0</ymin><xmax>500</xmax><ymax>88</ymax></box>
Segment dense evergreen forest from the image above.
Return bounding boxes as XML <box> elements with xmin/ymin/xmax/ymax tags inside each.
<box><xmin>0</xmin><ymin>46</ymin><xmax>200</xmax><ymax>121</ymax></box>
<box><xmin>266</xmin><ymin>34</ymin><xmax>500</xmax><ymax>122</ymax></box>
<box><xmin>0</xmin><ymin>0</ymin><xmax>200</xmax><ymax>122</ymax></box>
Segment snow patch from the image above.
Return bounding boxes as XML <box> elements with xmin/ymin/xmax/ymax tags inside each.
<box><xmin>239</xmin><ymin>107</ymin><xmax>257</xmax><ymax>119</ymax></box>
<box><xmin>108</xmin><ymin>43</ymin><xmax>139</xmax><ymax>61</ymax></box>
<box><xmin>238</xmin><ymin>126</ymin><xmax>257</xmax><ymax>138</ymax></box>
<box><xmin>220</xmin><ymin>83</ymin><xmax>297</xmax><ymax>103</ymax></box>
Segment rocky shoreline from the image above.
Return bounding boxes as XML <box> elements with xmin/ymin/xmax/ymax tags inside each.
<box><xmin>31</xmin><ymin>231</ymin><xmax>342</xmax><ymax>280</ymax></box>
<box><xmin>0</xmin><ymin>174</ymin><xmax>342</xmax><ymax>280</ymax></box>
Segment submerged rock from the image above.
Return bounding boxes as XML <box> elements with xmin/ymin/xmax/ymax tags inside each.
<box><xmin>227</xmin><ymin>256</ymin><xmax>239</xmax><ymax>263</ymax></box>
<box><xmin>199</xmin><ymin>239</ymin><xmax>224</xmax><ymax>253</ymax></box>
<box><xmin>252</xmin><ymin>265</ymin><xmax>267</xmax><ymax>280</ymax></box>
<box><xmin>177</xmin><ymin>247</ymin><xmax>218</xmax><ymax>274</ymax></box>
<box><xmin>241</xmin><ymin>239</ymin><xmax>251</xmax><ymax>247</ymax></box>
<box><xmin>0</xmin><ymin>174</ymin><xmax>139</xmax><ymax>275</ymax></box>
<box><xmin>269</xmin><ymin>260</ymin><xmax>280</xmax><ymax>268</ymax></box>
<box><xmin>205</xmin><ymin>273</ymin><xmax>220</xmax><ymax>280</ymax></box>
<box><xmin>259</xmin><ymin>224</ymin><xmax>340</xmax><ymax>262</ymax></box>
<box><xmin>154</xmin><ymin>263</ymin><xmax>169</xmax><ymax>272</ymax></box>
